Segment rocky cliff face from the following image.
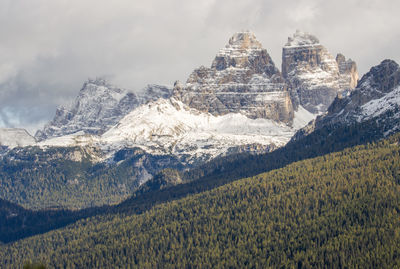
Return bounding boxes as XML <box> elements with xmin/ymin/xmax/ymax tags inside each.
<box><xmin>173</xmin><ymin>31</ymin><xmax>294</xmax><ymax>124</ymax></box>
<box><xmin>336</xmin><ymin>53</ymin><xmax>359</xmax><ymax>91</ymax></box>
<box><xmin>326</xmin><ymin>59</ymin><xmax>400</xmax><ymax>124</ymax></box>
<box><xmin>294</xmin><ymin>59</ymin><xmax>400</xmax><ymax>140</ymax></box>
<box><xmin>282</xmin><ymin>30</ymin><xmax>358</xmax><ymax>114</ymax></box>
<box><xmin>35</xmin><ymin>79</ymin><xmax>172</xmax><ymax>141</ymax></box>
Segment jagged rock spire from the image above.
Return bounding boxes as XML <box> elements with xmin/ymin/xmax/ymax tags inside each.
<box><xmin>173</xmin><ymin>31</ymin><xmax>293</xmax><ymax>124</ymax></box>
<box><xmin>282</xmin><ymin>30</ymin><xmax>358</xmax><ymax>114</ymax></box>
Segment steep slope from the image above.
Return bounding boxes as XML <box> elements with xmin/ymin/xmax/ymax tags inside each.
<box><xmin>0</xmin><ymin>128</ymin><xmax>35</xmax><ymax>148</ymax></box>
<box><xmin>35</xmin><ymin>79</ymin><xmax>172</xmax><ymax>141</ymax></box>
<box><xmin>295</xmin><ymin>59</ymin><xmax>400</xmax><ymax>140</ymax></box>
<box><xmin>1</xmin><ymin>135</ymin><xmax>399</xmax><ymax>268</ymax></box>
<box><xmin>38</xmin><ymin>96</ymin><xmax>314</xmax><ymax>165</ymax></box>
<box><xmin>0</xmin><ymin>103</ymin><xmax>387</xmax><ymax>242</ymax></box>
<box><xmin>282</xmin><ymin>30</ymin><xmax>358</xmax><ymax>114</ymax></box>
<box><xmin>173</xmin><ymin>31</ymin><xmax>294</xmax><ymax>124</ymax></box>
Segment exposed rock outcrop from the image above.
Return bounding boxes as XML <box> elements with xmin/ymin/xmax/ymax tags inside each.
<box><xmin>282</xmin><ymin>30</ymin><xmax>358</xmax><ymax>114</ymax></box>
<box><xmin>294</xmin><ymin>59</ymin><xmax>400</xmax><ymax>140</ymax></box>
<box><xmin>174</xmin><ymin>31</ymin><xmax>294</xmax><ymax>124</ymax></box>
<box><xmin>35</xmin><ymin>79</ymin><xmax>172</xmax><ymax>141</ymax></box>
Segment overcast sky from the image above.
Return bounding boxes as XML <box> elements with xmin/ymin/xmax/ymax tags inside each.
<box><xmin>1</xmin><ymin>0</ymin><xmax>399</xmax><ymax>134</ymax></box>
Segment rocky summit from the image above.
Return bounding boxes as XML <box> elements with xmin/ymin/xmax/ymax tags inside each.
<box><xmin>35</xmin><ymin>78</ymin><xmax>172</xmax><ymax>141</ymax></box>
<box><xmin>16</xmin><ymin>30</ymin><xmax>364</xmax><ymax>165</ymax></box>
<box><xmin>27</xmin><ymin>30</ymin><xmax>364</xmax><ymax>165</ymax></box>
<box><xmin>282</xmin><ymin>30</ymin><xmax>358</xmax><ymax>114</ymax></box>
<box><xmin>173</xmin><ymin>31</ymin><xmax>294</xmax><ymax>124</ymax></box>
<box><xmin>326</xmin><ymin>59</ymin><xmax>400</xmax><ymax>125</ymax></box>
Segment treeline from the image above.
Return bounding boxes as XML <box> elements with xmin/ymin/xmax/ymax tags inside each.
<box><xmin>1</xmin><ymin>134</ymin><xmax>399</xmax><ymax>268</ymax></box>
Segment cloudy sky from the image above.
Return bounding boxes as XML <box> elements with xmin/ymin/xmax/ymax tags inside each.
<box><xmin>1</xmin><ymin>0</ymin><xmax>399</xmax><ymax>134</ymax></box>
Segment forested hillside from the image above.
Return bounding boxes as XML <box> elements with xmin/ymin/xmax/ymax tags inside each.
<box><xmin>0</xmin><ymin>146</ymin><xmax>182</xmax><ymax>210</ymax></box>
<box><xmin>0</xmin><ymin>119</ymin><xmax>388</xmax><ymax>243</ymax></box>
<box><xmin>1</xmin><ymin>134</ymin><xmax>399</xmax><ymax>268</ymax></box>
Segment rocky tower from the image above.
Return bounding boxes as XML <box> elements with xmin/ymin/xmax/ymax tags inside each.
<box><xmin>173</xmin><ymin>31</ymin><xmax>294</xmax><ymax>124</ymax></box>
<box><xmin>326</xmin><ymin>59</ymin><xmax>400</xmax><ymax>124</ymax></box>
<box><xmin>282</xmin><ymin>30</ymin><xmax>358</xmax><ymax>114</ymax></box>
<box><xmin>336</xmin><ymin>53</ymin><xmax>359</xmax><ymax>92</ymax></box>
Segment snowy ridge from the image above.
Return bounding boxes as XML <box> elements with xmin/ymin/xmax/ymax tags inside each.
<box><xmin>361</xmin><ymin>86</ymin><xmax>400</xmax><ymax>120</ymax></box>
<box><xmin>102</xmin><ymin>98</ymin><xmax>292</xmax><ymax>160</ymax></box>
<box><xmin>35</xmin><ymin>79</ymin><xmax>172</xmax><ymax>140</ymax></box>
<box><xmin>0</xmin><ymin>128</ymin><xmax>36</xmax><ymax>148</ymax></box>
<box><xmin>214</xmin><ymin>31</ymin><xmax>263</xmax><ymax>61</ymax></box>
<box><xmin>38</xmin><ymin>98</ymin><xmax>317</xmax><ymax>164</ymax></box>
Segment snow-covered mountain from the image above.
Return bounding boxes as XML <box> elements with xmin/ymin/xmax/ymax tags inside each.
<box><xmin>35</xmin><ymin>79</ymin><xmax>172</xmax><ymax>141</ymax></box>
<box><xmin>16</xmin><ymin>30</ymin><xmax>363</xmax><ymax>166</ymax></box>
<box><xmin>2</xmin><ymin>30</ymin><xmax>400</xmax><ymax>210</ymax></box>
<box><xmin>39</xmin><ymin>98</ymin><xmax>315</xmax><ymax>164</ymax></box>
<box><xmin>282</xmin><ymin>30</ymin><xmax>358</xmax><ymax>114</ymax></box>
<box><xmin>22</xmin><ymin>30</ymin><xmax>362</xmax><ymax>165</ymax></box>
<box><xmin>294</xmin><ymin>59</ymin><xmax>400</xmax><ymax>140</ymax></box>
<box><xmin>0</xmin><ymin>128</ymin><xmax>36</xmax><ymax>148</ymax></box>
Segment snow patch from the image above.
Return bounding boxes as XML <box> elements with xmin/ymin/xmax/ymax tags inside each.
<box><xmin>36</xmin><ymin>98</ymin><xmax>314</xmax><ymax>164</ymax></box>
<box><xmin>361</xmin><ymin>86</ymin><xmax>400</xmax><ymax>119</ymax></box>
<box><xmin>293</xmin><ymin>106</ymin><xmax>318</xmax><ymax>129</ymax></box>
<box><xmin>0</xmin><ymin>128</ymin><xmax>36</xmax><ymax>148</ymax></box>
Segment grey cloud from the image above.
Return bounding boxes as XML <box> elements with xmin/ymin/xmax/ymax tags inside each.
<box><xmin>0</xmin><ymin>0</ymin><xmax>399</xmax><ymax>132</ymax></box>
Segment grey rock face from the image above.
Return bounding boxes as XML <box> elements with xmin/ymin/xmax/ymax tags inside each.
<box><xmin>282</xmin><ymin>30</ymin><xmax>358</xmax><ymax>114</ymax></box>
<box><xmin>326</xmin><ymin>59</ymin><xmax>400</xmax><ymax>124</ymax></box>
<box><xmin>294</xmin><ymin>59</ymin><xmax>400</xmax><ymax>140</ymax></box>
<box><xmin>173</xmin><ymin>31</ymin><xmax>294</xmax><ymax>124</ymax></box>
<box><xmin>35</xmin><ymin>79</ymin><xmax>172</xmax><ymax>141</ymax></box>
<box><xmin>336</xmin><ymin>53</ymin><xmax>359</xmax><ymax>90</ymax></box>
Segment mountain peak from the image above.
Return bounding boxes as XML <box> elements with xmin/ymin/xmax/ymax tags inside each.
<box><xmin>210</xmin><ymin>30</ymin><xmax>278</xmax><ymax>74</ymax></box>
<box><xmin>226</xmin><ymin>31</ymin><xmax>262</xmax><ymax>50</ymax></box>
<box><xmin>282</xmin><ymin>30</ymin><xmax>358</xmax><ymax>114</ymax></box>
<box><xmin>285</xmin><ymin>30</ymin><xmax>320</xmax><ymax>48</ymax></box>
<box><xmin>358</xmin><ymin>59</ymin><xmax>399</xmax><ymax>94</ymax></box>
<box><xmin>175</xmin><ymin>31</ymin><xmax>293</xmax><ymax>123</ymax></box>
<box><xmin>367</xmin><ymin>59</ymin><xmax>399</xmax><ymax>79</ymax></box>
<box><xmin>211</xmin><ymin>31</ymin><xmax>266</xmax><ymax>71</ymax></box>
<box><xmin>35</xmin><ymin>81</ymin><xmax>172</xmax><ymax>141</ymax></box>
